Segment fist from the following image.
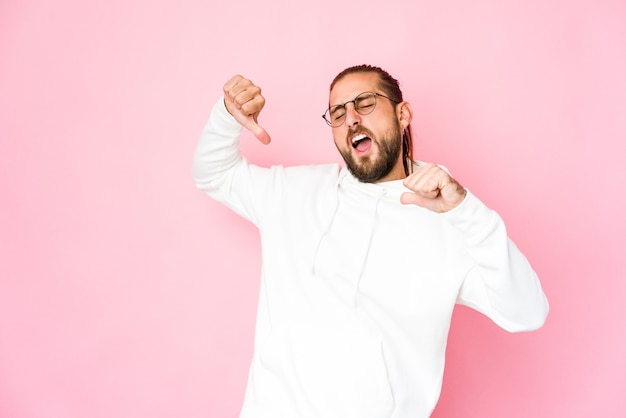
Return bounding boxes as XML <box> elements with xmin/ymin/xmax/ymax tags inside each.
<box><xmin>223</xmin><ymin>75</ymin><xmax>271</xmax><ymax>144</ymax></box>
<box><xmin>400</xmin><ymin>163</ymin><xmax>467</xmax><ymax>213</ymax></box>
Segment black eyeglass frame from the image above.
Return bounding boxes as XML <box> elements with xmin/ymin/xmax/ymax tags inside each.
<box><xmin>322</xmin><ymin>91</ymin><xmax>400</xmax><ymax>127</ymax></box>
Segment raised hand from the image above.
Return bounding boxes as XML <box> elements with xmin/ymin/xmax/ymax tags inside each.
<box><xmin>400</xmin><ymin>163</ymin><xmax>467</xmax><ymax>213</ymax></box>
<box><xmin>223</xmin><ymin>75</ymin><xmax>271</xmax><ymax>144</ymax></box>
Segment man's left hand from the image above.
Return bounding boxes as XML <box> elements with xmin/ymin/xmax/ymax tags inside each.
<box><xmin>400</xmin><ymin>163</ymin><xmax>467</xmax><ymax>213</ymax></box>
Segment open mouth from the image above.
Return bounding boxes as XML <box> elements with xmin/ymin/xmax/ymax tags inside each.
<box><xmin>351</xmin><ymin>133</ymin><xmax>372</xmax><ymax>152</ymax></box>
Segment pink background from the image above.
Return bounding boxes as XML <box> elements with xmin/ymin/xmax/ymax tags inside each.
<box><xmin>1</xmin><ymin>0</ymin><xmax>625</xmax><ymax>417</ymax></box>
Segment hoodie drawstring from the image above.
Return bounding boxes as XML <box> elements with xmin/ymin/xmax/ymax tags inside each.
<box><xmin>311</xmin><ymin>172</ymin><xmax>388</xmax><ymax>308</ymax></box>
<box><xmin>352</xmin><ymin>192</ymin><xmax>383</xmax><ymax>306</ymax></box>
<box><xmin>311</xmin><ymin>183</ymin><xmax>341</xmax><ymax>276</ymax></box>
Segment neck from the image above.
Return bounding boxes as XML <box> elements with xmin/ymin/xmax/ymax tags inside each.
<box><xmin>373</xmin><ymin>159</ymin><xmax>408</xmax><ymax>183</ymax></box>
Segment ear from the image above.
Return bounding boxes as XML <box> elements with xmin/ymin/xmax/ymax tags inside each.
<box><xmin>396</xmin><ymin>101</ymin><xmax>413</xmax><ymax>130</ymax></box>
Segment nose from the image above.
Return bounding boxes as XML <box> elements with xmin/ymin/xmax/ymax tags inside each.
<box><xmin>344</xmin><ymin>103</ymin><xmax>361</xmax><ymax>128</ymax></box>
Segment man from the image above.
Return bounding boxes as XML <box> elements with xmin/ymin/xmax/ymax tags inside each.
<box><xmin>193</xmin><ymin>64</ymin><xmax>548</xmax><ymax>418</ymax></box>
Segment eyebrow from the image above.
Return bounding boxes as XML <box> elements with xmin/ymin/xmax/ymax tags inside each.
<box><xmin>329</xmin><ymin>91</ymin><xmax>380</xmax><ymax>108</ymax></box>
<box><xmin>329</xmin><ymin>92</ymin><xmax>360</xmax><ymax>109</ymax></box>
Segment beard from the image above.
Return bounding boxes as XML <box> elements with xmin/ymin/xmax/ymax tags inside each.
<box><xmin>339</xmin><ymin>123</ymin><xmax>402</xmax><ymax>183</ymax></box>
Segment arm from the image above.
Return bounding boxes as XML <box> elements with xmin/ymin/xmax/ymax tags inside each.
<box><xmin>401</xmin><ymin>164</ymin><xmax>549</xmax><ymax>332</ymax></box>
<box><xmin>443</xmin><ymin>191</ymin><xmax>548</xmax><ymax>332</ymax></box>
<box><xmin>192</xmin><ymin>95</ymin><xmax>244</xmax><ymax>194</ymax></box>
<box><xmin>192</xmin><ymin>76</ymin><xmax>272</xmax><ymax>224</ymax></box>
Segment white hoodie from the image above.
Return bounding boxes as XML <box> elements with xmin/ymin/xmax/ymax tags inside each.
<box><xmin>193</xmin><ymin>98</ymin><xmax>549</xmax><ymax>418</ymax></box>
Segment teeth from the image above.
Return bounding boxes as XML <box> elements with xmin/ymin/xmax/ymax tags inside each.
<box><xmin>352</xmin><ymin>133</ymin><xmax>368</xmax><ymax>144</ymax></box>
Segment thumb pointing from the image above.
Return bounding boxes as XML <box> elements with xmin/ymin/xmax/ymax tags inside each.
<box><xmin>400</xmin><ymin>192</ymin><xmax>432</xmax><ymax>209</ymax></box>
<box><xmin>246</xmin><ymin>120</ymin><xmax>271</xmax><ymax>145</ymax></box>
<box><xmin>400</xmin><ymin>192</ymin><xmax>421</xmax><ymax>206</ymax></box>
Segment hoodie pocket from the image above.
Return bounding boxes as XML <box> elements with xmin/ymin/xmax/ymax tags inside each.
<box><xmin>257</xmin><ymin>325</ymin><xmax>394</xmax><ymax>418</ymax></box>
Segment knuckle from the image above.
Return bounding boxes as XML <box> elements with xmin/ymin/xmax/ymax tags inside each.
<box><xmin>240</xmin><ymin>102</ymin><xmax>251</xmax><ymax>114</ymax></box>
<box><xmin>234</xmin><ymin>96</ymin><xmax>245</xmax><ymax>108</ymax></box>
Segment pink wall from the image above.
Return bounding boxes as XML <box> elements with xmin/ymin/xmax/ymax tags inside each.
<box><xmin>1</xmin><ymin>0</ymin><xmax>625</xmax><ymax>416</ymax></box>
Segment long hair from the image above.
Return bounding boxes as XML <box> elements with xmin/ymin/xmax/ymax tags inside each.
<box><xmin>330</xmin><ymin>64</ymin><xmax>414</xmax><ymax>176</ymax></box>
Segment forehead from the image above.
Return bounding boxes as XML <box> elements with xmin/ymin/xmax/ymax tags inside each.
<box><xmin>329</xmin><ymin>72</ymin><xmax>381</xmax><ymax>105</ymax></box>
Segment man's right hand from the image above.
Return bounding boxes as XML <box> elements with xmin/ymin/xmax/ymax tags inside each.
<box><xmin>223</xmin><ymin>75</ymin><xmax>271</xmax><ymax>144</ymax></box>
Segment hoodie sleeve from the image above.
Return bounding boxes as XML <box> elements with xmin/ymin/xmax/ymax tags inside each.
<box><xmin>442</xmin><ymin>190</ymin><xmax>549</xmax><ymax>332</ymax></box>
<box><xmin>192</xmin><ymin>96</ymin><xmax>270</xmax><ymax>226</ymax></box>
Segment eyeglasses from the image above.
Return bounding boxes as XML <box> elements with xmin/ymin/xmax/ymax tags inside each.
<box><xmin>322</xmin><ymin>91</ymin><xmax>400</xmax><ymax>127</ymax></box>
